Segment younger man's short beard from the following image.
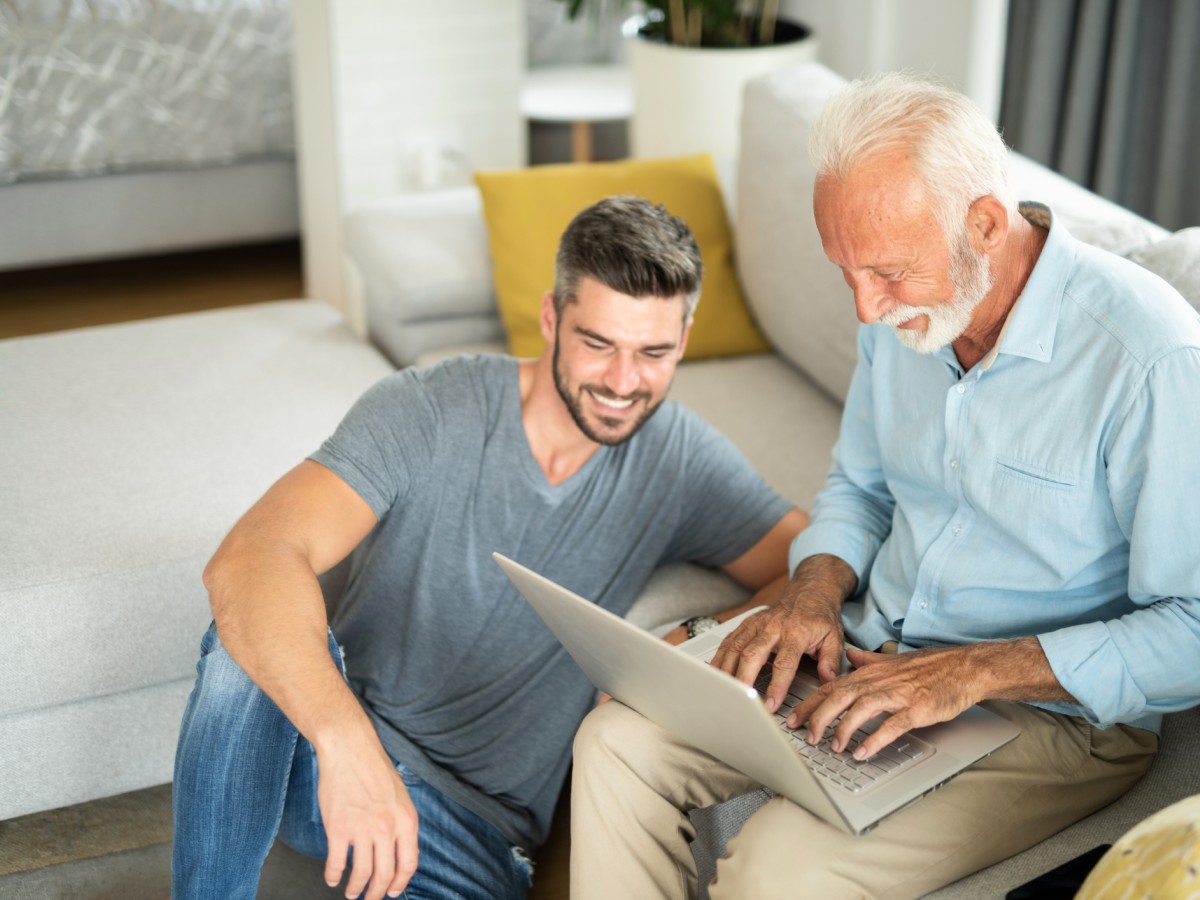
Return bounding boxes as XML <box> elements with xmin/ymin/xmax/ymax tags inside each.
<box><xmin>552</xmin><ymin>340</ymin><xmax>662</xmax><ymax>446</ymax></box>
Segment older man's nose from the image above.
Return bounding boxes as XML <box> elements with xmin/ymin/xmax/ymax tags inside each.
<box><xmin>844</xmin><ymin>270</ymin><xmax>895</xmax><ymax>324</ymax></box>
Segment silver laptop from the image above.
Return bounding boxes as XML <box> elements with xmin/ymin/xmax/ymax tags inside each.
<box><xmin>494</xmin><ymin>553</ymin><xmax>1020</xmax><ymax>836</ymax></box>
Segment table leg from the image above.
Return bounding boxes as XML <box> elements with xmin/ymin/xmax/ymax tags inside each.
<box><xmin>571</xmin><ymin>121</ymin><xmax>593</xmax><ymax>163</ymax></box>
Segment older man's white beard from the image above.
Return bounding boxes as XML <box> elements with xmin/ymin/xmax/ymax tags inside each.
<box><xmin>880</xmin><ymin>240</ymin><xmax>993</xmax><ymax>354</ymax></box>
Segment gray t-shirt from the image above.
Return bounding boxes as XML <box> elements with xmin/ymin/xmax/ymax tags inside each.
<box><xmin>310</xmin><ymin>354</ymin><xmax>790</xmax><ymax>849</ymax></box>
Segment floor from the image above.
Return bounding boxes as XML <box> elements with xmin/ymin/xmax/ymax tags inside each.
<box><xmin>0</xmin><ymin>782</ymin><xmax>570</xmax><ymax>899</ymax></box>
<box><xmin>0</xmin><ymin>239</ymin><xmax>304</xmax><ymax>339</ymax></box>
<box><xmin>0</xmin><ymin>240</ymin><xmax>571</xmax><ymax>898</ymax></box>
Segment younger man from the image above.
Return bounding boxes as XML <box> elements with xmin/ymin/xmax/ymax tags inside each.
<box><xmin>171</xmin><ymin>196</ymin><xmax>806</xmax><ymax>900</ymax></box>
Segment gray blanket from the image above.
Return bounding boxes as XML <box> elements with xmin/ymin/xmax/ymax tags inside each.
<box><xmin>0</xmin><ymin>0</ymin><xmax>295</xmax><ymax>184</ymax></box>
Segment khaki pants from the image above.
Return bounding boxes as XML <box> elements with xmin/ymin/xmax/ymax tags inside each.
<box><xmin>570</xmin><ymin>699</ymin><xmax>1156</xmax><ymax>899</ymax></box>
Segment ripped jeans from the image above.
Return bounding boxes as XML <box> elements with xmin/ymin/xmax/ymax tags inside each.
<box><xmin>171</xmin><ymin>623</ymin><xmax>534</xmax><ymax>900</ymax></box>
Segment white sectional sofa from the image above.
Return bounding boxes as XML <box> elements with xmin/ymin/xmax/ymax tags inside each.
<box><xmin>343</xmin><ymin>62</ymin><xmax>1200</xmax><ymax>895</ymax></box>
<box><xmin>3</xmin><ymin>59</ymin><xmax>1198</xmax><ymax>897</ymax></box>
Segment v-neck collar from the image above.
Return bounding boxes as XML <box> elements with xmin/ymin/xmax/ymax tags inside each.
<box><xmin>505</xmin><ymin>359</ymin><xmax>609</xmax><ymax>499</ymax></box>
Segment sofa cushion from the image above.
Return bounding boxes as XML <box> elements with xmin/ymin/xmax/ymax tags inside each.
<box><xmin>665</xmin><ymin>352</ymin><xmax>841</xmax><ymax>510</ymax></box>
<box><xmin>737</xmin><ymin>62</ymin><xmax>856</xmax><ymax>403</ymax></box>
<box><xmin>1127</xmin><ymin>227</ymin><xmax>1200</xmax><ymax>311</ymax></box>
<box><xmin>474</xmin><ymin>153</ymin><xmax>770</xmax><ymax>361</ymax></box>
<box><xmin>1005</xmin><ymin>153</ymin><xmax>1168</xmax><ymax>257</ymax></box>
<box><xmin>343</xmin><ymin>186</ymin><xmax>505</xmax><ymax>369</ymax></box>
<box><xmin>624</xmin><ymin>351</ymin><xmax>843</xmax><ymax>639</ymax></box>
<box><xmin>0</xmin><ymin>301</ymin><xmax>393</xmax><ymax>719</ymax></box>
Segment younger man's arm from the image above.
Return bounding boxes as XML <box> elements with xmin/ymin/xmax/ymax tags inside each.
<box><xmin>204</xmin><ymin>459</ymin><xmax>415</xmax><ymax>900</ymax></box>
<box><xmin>661</xmin><ymin>508</ymin><xmax>809</xmax><ymax>645</ymax></box>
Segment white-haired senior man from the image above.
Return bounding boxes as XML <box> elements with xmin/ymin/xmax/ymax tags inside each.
<box><xmin>569</xmin><ymin>72</ymin><xmax>1200</xmax><ymax>899</ymax></box>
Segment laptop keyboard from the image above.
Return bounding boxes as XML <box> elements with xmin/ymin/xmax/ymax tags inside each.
<box><xmin>753</xmin><ymin>667</ymin><xmax>931</xmax><ymax>795</ymax></box>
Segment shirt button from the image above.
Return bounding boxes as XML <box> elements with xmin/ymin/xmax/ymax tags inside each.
<box><xmin>919</xmin><ymin>600</ymin><xmax>929</xmax><ymax>609</ymax></box>
<box><xmin>957</xmin><ymin>384</ymin><xmax>967</xmax><ymax>394</ymax></box>
<box><xmin>953</xmin><ymin>526</ymin><xmax>962</xmax><ymax>536</ymax></box>
<box><xmin>950</xmin><ymin>458</ymin><xmax>959</xmax><ymax>469</ymax></box>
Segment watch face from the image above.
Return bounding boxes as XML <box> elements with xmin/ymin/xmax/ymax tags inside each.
<box><xmin>686</xmin><ymin>615</ymin><xmax>720</xmax><ymax>639</ymax></box>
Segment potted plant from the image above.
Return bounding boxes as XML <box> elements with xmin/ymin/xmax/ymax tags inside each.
<box><xmin>554</xmin><ymin>1</ymin><xmax>817</xmax><ymax>159</ymax></box>
<box><xmin>556</xmin><ymin>0</ymin><xmax>803</xmax><ymax>48</ymax></box>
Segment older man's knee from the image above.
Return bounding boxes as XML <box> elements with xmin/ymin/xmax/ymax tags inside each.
<box><xmin>713</xmin><ymin>798</ymin><xmax>874</xmax><ymax>900</ymax></box>
<box><xmin>574</xmin><ymin>701</ymin><xmax>659</xmax><ymax>769</ymax></box>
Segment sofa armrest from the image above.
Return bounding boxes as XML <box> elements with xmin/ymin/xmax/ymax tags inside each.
<box><xmin>343</xmin><ymin>186</ymin><xmax>505</xmax><ymax>368</ymax></box>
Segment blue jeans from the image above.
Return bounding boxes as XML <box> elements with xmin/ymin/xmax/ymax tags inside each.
<box><xmin>172</xmin><ymin>623</ymin><xmax>534</xmax><ymax>900</ymax></box>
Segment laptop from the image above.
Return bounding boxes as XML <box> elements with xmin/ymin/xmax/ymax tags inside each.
<box><xmin>494</xmin><ymin>552</ymin><xmax>1021</xmax><ymax>836</ymax></box>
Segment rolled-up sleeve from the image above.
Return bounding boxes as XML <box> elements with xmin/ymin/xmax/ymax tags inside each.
<box><xmin>1039</xmin><ymin>347</ymin><xmax>1200</xmax><ymax>726</ymax></box>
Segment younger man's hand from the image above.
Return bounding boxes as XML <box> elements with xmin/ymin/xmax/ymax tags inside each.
<box><xmin>316</xmin><ymin>727</ymin><xmax>420</xmax><ymax>900</ymax></box>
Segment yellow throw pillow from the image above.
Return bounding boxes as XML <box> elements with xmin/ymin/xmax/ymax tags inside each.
<box><xmin>1076</xmin><ymin>795</ymin><xmax>1200</xmax><ymax>899</ymax></box>
<box><xmin>473</xmin><ymin>154</ymin><xmax>769</xmax><ymax>360</ymax></box>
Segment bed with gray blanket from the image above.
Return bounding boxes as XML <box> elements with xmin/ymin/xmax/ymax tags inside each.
<box><xmin>0</xmin><ymin>0</ymin><xmax>298</xmax><ymax>271</ymax></box>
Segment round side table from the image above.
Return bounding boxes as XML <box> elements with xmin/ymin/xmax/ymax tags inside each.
<box><xmin>519</xmin><ymin>64</ymin><xmax>634</xmax><ymax>163</ymax></box>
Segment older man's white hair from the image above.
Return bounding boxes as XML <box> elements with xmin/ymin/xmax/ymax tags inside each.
<box><xmin>808</xmin><ymin>71</ymin><xmax>1018</xmax><ymax>244</ymax></box>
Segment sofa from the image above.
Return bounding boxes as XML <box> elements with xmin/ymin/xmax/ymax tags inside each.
<box><xmin>3</xmin><ymin>58</ymin><xmax>1197</xmax><ymax>897</ymax></box>
<box><xmin>342</xmin><ymin>61</ymin><xmax>1200</xmax><ymax>896</ymax></box>
<box><xmin>0</xmin><ymin>301</ymin><xmax>394</xmax><ymax>823</ymax></box>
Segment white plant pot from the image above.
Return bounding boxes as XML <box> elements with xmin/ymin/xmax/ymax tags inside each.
<box><xmin>625</xmin><ymin>16</ymin><xmax>817</xmax><ymax>163</ymax></box>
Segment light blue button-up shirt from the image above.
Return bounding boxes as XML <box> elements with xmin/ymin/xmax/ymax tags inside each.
<box><xmin>790</xmin><ymin>207</ymin><xmax>1200</xmax><ymax>732</ymax></box>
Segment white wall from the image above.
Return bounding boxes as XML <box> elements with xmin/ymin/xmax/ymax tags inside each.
<box><xmin>333</xmin><ymin>6</ymin><xmax>526</xmax><ymax>208</ymax></box>
<box><xmin>292</xmin><ymin>0</ymin><xmax>525</xmax><ymax>322</ymax></box>
<box><xmin>781</xmin><ymin>0</ymin><xmax>1010</xmax><ymax>121</ymax></box>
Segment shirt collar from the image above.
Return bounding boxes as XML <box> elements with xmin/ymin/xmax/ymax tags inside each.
<box><xmin>980</xmin><ymin>202</ymin><xmax>1073</xmax><ymax>370</ymax></box>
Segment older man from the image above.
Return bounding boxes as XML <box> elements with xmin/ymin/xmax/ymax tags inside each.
<box><xmin>171</xmin><ymin>196</ymin><xmax>806</xmax><ymax>900</ymax></box>
<box><xmin>570</xmin><ymin>73</ymin><xmax>1200</xmax><ymax>899</ymax></box>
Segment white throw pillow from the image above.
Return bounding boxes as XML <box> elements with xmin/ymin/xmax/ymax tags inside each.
<box><xmin>1007</xmin><ymin>154</ymin><xmax>1168</xmax><ymax>258</ymax></box>
<box><xmin>1127</xmin><ymin>227</ymin><xmax>1200</xmax><ymax>313</ymax></box>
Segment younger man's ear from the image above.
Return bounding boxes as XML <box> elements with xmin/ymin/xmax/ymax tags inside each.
<box><xmin>539</xmin><ymin>291</ymin><xmax>558</xmax><ymax>345</ymax></box>
<box><xmin>677</xmin><ymin>318</ymin><xmax>694</xmax><ymax>360</ymax></box>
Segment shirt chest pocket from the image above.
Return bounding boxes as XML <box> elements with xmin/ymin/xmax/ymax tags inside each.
<box><xmin>993</xmin><ymin>455</ymin><xmax>1077</xmax><ymax>492</ymax></box>
<box><xmin>983</xmin><ymin>454</ymin><xmax>1084</xmax><ymax>533</ymax></box>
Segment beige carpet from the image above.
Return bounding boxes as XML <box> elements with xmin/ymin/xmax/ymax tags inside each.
<box><xmin>0</xmin><ymin>785</ymin><xmax>173</xmax><ymax>877</ymax></box>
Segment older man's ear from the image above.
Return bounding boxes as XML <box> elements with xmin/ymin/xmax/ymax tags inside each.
<box><xmin>967</xmin><ymin>195</ymin><xmax>1011</xmax><ymax>255</ymax></box>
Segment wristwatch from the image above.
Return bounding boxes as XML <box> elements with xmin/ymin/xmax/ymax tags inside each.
<box><xmin>682</xmin><ymin>615</ymin><xmax>720</xmax><ymax>639</ymax></box>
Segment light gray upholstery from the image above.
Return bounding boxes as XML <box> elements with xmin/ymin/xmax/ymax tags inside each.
<box><xmin>343</xmin><ymin>187</ymin><xmax>504</xmax><ymax>369</ymax></box>
<box><xmin>1127</xmin><ymin>226</ymin><xmax>1200</xmax><ymax>307</ymax></box>
<box><xmin>0</xmin><ymin>300</ymin><xmax>393</xmax><ymax>819</ymax></box>
<box><xmin>626</xmin><ymin>353</ymin><xmax>843</xmax><ymax>631</ymax></box>
<box><xmin>736</xmin><ymin>63</ymin><xmax>861</xmax><ymax>403</ymax></box>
